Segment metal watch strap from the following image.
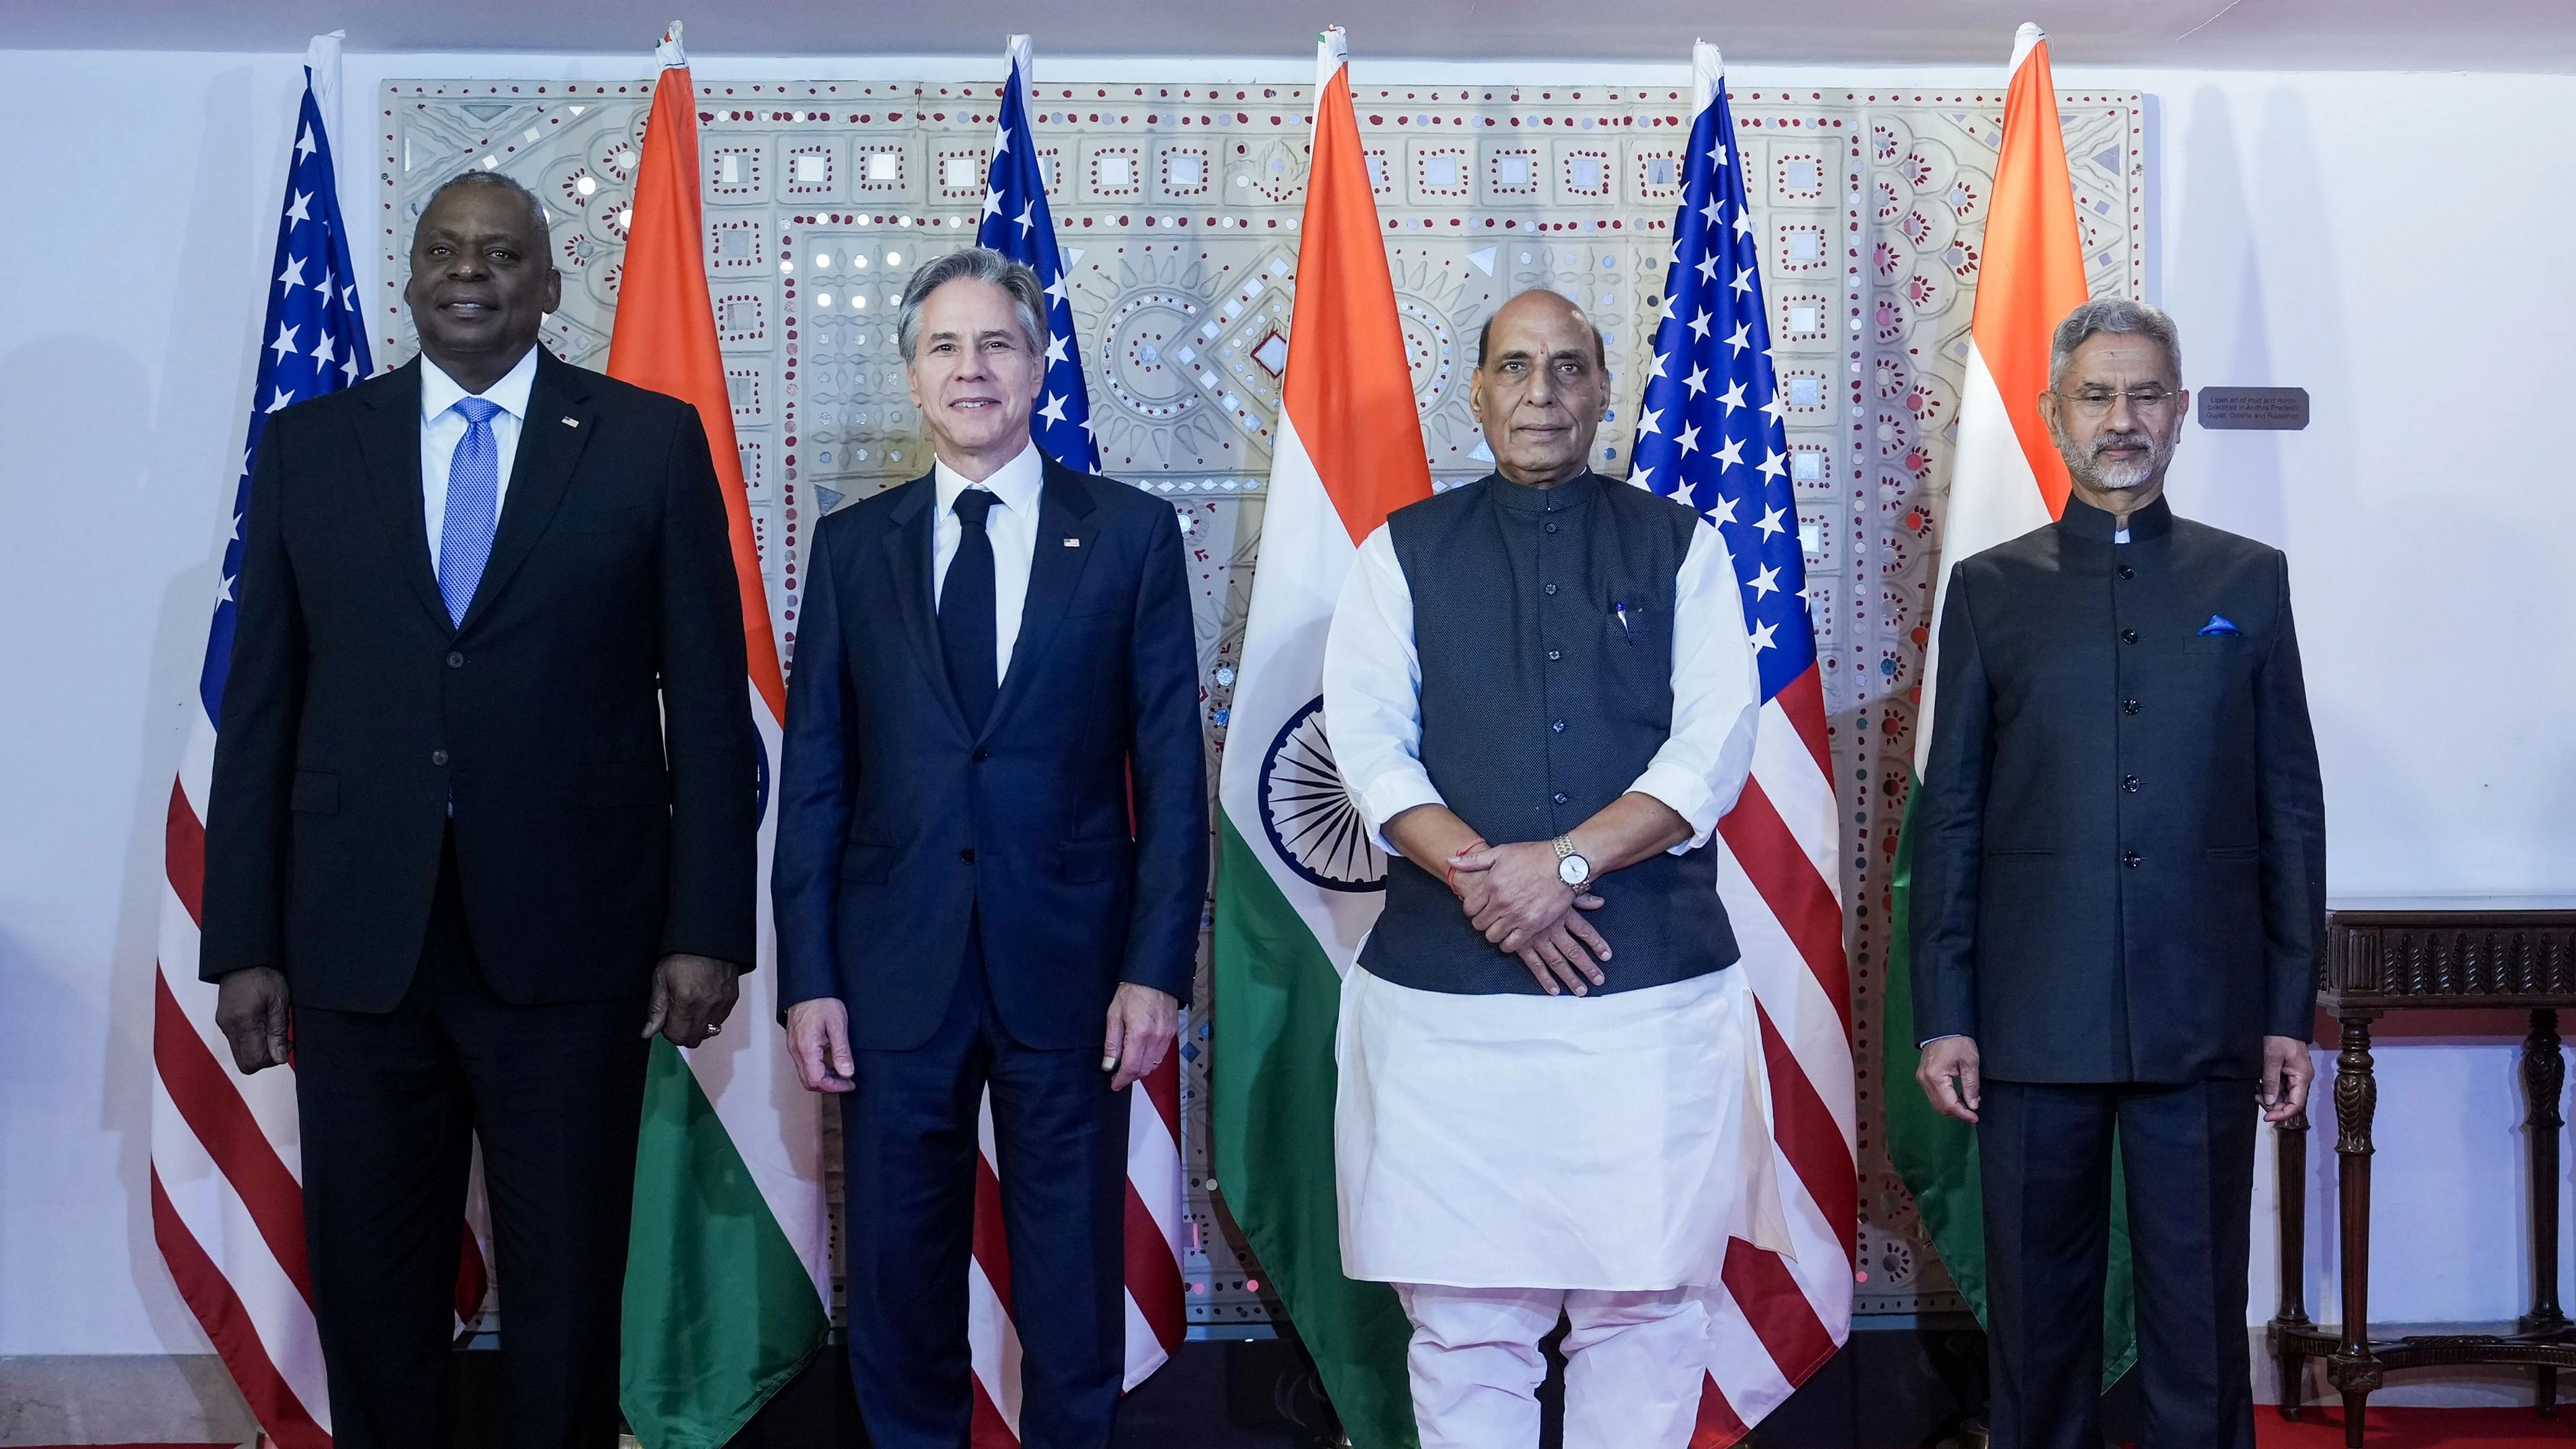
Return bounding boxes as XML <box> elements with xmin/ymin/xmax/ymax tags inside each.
<box><xmin>1552</xmin><ymin>834</ymin><xmax>1576</xmax><ymax>860</ymax></box>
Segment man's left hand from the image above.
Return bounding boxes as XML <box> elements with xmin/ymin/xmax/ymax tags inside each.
<box><xmin>1103</xmin><ymin>983</ymin><xmax>1179</xmax><ymax>1092</ymax></box>
<box><xmin>644</xmin><ymin>953</ymin><xmax>743</xmax><ymax>1048</ymax></box>
<box><xmin>2259</xmin><ymin>1034</ymin><xmax>2314</xmax><ymax>1123</ymax></box>
<box><xmin>1453</xmin><ymin>841</ymin><xmax>1575</xmax><ymax>955</ymax></box>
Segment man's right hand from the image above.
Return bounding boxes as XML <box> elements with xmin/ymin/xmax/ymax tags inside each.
<box><xmin>785</xmin><ymin>997</ymin><xmax>857</xmax><ymax>1094</ymax></box>
<box><xmin>214</xmin><ymin>967</ymin><xmax>292</xmax><ymax>1075</ymax></box>
<box><xmin>1917</xmin><ymin>1035</ymin><xmax>1983</xmax><ymax>1123</ymax></box>
<box><xmin>1451</xmin><ymin>850</ymin><xmax>1612</xmax><ymax>997</ymax></box>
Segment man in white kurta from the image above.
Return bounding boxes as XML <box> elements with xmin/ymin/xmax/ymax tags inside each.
<box><xmin>1322</xmin><ymin>289</ymin><xmax>1789</xmax><ymax>1449</ymax></box>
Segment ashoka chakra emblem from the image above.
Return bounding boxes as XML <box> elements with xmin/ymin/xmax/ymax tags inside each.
<box><xmin>1256</xmin><ymin>696</ymin><xmax>1387</xmax><ymax>893</ymax></box>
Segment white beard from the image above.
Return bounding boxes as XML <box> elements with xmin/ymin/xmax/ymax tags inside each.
<box><xmin>2061</xmin><ymin>427</ymin><xmax>2175</xmax><ymax>492</ymax></box>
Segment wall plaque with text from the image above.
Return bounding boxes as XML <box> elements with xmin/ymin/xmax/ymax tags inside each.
<box><xmin>2197</xmin><ymin>386</ymin><xmax>2310</xmax><ymax>430</ymax></box>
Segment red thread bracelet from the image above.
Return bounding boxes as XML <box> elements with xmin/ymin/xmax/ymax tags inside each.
<box><xmin>1446</xmin><ymin>838</ymin><xmax>1489</xmax><ymax>896</ymax></box>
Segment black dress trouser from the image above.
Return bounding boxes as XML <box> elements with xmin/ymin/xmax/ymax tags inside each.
<box><xmin>1979</xmin><ymin>1077</ymin><xmax>2260</xmax><ymax>1449</ymax></box>
<box><xmin>292</xmin><ymin>830</ymin><xmax>652</xmax><ymax>1449</ymax></box>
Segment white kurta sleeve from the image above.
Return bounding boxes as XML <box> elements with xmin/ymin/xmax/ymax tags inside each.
<box><xmin>1625</xmin><ymin>519</ymin><xmax>1762</xmax><ymax>853</ymax></box>
<box><xmin>1322</xmin><ymin>524</ymin><xmax>1445</xmax><ymax>851</ymax></box>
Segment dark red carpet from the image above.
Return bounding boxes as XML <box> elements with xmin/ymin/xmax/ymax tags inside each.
<box><xmin>2251</xmin><ymin>1406</ymin><xmax>2576</xmax><ymax>1446</ymax></box>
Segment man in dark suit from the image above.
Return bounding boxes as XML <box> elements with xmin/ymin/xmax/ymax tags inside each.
<box><xmin>1909</xmin><ymin>298</ymin><xmax>2326</xmax><ymax>1449</ymax></box>
<box><xmin>201</xmin><ymin>171</ymin><xmax>756</xmax><ymax>1449</ymax></box>
<box><xmin>773</xmin><ymin>247</ymin><xmax>1205</xmax><ymax>1449</ymax></box>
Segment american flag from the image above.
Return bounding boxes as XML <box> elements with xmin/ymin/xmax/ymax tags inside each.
<box><xmin>978</xmin><ymin>34</ymin><xmax>1099</xmax><ymax>475</ymax></box>
<box><xmin>149</xmin><ymin>40</ymin><xmax>488</xmax><ymax>1449</ymax></box>
<box><xmin>961</xmin><ymin>35</ymin><xmax>1185</xmax><ymax>1443</ymax></box>
<box><xmin>1628</xmin><ymin>42</ymin><xmax>1856</xmax><ymax>1444</ymax></box>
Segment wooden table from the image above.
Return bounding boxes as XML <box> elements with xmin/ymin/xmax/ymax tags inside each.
<box><xmin>2270</xmin><ymin>900</ymin><xmax>2576</xmax><ymax>1446</ymax></box>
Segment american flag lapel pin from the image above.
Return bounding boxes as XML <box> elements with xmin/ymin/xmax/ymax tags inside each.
<box><xmin>561</xmin><ymin>415</ymin><xmax>581</xmax><ymax>428</ymax></box>
<box><xmin>1062</xmin><ymin>537</ymin><xmax>1081</xmax><ymax>547</ymax></box>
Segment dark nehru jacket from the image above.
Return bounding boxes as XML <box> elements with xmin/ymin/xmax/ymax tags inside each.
<box><xmin>1359</xmin><ymin>470</ymin><xmax>1738</xmax><ymax>997</ymax></box>
<box><xmin>1909</xmin><ymin>495</ymin><xmax>2326</xmax><ymax>1083</ymax></box>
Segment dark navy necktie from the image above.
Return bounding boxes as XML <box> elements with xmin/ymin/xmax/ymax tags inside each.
<box><xmin>939</xmin><ymin>488</ymin><xmax>1000</xmax><ymax>729</ymax></box>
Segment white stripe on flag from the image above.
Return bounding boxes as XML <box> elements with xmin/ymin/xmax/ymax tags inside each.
<box><xmin>150</xmin><ymin>1070</ymin><xmax>334</xmax><ymax>1431</ymax></box>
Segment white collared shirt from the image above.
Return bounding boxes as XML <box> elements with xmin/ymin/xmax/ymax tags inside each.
<box><xmin>1324</xmin><ymin>513</ymin><xmax>1762</xmax><ymax>856</ymax></box>
<box><xmin>419</xmin><ymin>347</ymin><xmax>538</xmax><ymax>574</ymax></box>
<box><xmin>930</xmin><ymin>438</ymin><xmax>1047</xmax><ymax>683</ymax></box>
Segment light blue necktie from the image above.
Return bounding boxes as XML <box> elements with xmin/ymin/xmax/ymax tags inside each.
<box><xmin>437</xmin><ymin>396</ymin><xmax>504</xmax><ymax>626</ymax></box>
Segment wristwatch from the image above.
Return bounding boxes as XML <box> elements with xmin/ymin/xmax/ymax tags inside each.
<box><xmin>1551</xmin><ymin>834</ymin><xmax>1593</xmax><ymax>888</ymax></box>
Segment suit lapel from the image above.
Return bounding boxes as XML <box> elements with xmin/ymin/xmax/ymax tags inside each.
<box><xmin>982</xmin><ymin>460</ymin><xmax>1099</xmax><ymax>743</ymax></box>
<box><xmin>880</xmin><ymin>474</ymin><xmax>972</xmax><ymax>739</ymax></box>
<box><xmin>349</xmin><ymin>359</ymin><xmax>452</xmax><ymax>634</ymax></box>
<box><xmin>458</xmin><ymin>351</ymin><xmax>595</xmax><ymax>633</ymax></box>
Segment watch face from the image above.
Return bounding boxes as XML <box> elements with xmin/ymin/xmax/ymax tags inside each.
<box><xmin>1557</xmin><ymin>853</ymin><xmax>1591</xmax><ymax>887</ymax></box>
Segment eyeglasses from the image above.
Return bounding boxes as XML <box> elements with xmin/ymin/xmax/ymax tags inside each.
<box><xmin>2053</xmin><ymin>386</ymin><xmax>2181</xmax><ymax>417</ymax></box>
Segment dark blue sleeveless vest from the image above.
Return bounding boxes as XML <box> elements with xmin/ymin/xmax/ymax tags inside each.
<box><xmin>1355</xmin><ymin>471</ymin><xmax>1739</xmax><ymax>996</ymax></box>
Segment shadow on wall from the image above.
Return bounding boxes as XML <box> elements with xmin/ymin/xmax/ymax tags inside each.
<box><xmin>55</xmin><ymin>56</ymin><xmax>277</xmax><ymax>1359</ymax></box>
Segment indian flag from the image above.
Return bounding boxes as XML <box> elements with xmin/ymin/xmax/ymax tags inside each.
<box><xmin>1883</xmin><ymin>22</ymin><xmax>2139</xmax><ymax>1386</ymax></box>
<box><xmin>1209</xmin><ymin>27</ymin><xmax>1428</xmax><ymax>1449</ymax></box>
<box><xmin>609</xmin><ymin>26</ymin><xmax>832</xmax><ymax>1448</ymax></box>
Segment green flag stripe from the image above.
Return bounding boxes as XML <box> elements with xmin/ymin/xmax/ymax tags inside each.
<box><xmin>621</xmin><ymin>1040</ymin><xmax>832</xmax><ymax>1449</ymax></box>
<box><xmin>1884</xmin><ymin>781</ymin><xmax>2135</xmax><ymax>1388</ymax></box>
<box><xmin>1210</xmin><ymin>817</ymin><xmax>1419</xmax><ymax>1449</ymax></box>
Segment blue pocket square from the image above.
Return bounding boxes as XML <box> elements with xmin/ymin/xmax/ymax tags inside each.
<box><xmin>2197</xmin><ymin>615</ymin><xmax>2242</xmax><ymax>636</ymax></box>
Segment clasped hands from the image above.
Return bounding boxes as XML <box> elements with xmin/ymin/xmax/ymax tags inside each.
<box><xmin>1447</xmin><ymin>841</ymin><xmax>1612</xmax><ymax>997</ymax></box>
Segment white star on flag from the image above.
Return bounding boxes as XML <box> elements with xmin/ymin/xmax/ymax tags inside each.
<box><xmin>285</xmin><ymin>190</ymin><xmax>313</xmax><ymax>225</ymax></box>
<box><xmin>269</xmin><ymin>324</ymin><xmax>300</xmax><ymax>363</ymax></box>
<box><xmin>1037</xmin><ymin>392</ymin><xmax>1068</xmax><ymax>426</ymax></box>
<box><xmin>277</xmin><ymin>254</ymin><xmax>307</xmax><ymax>294</ymax></box>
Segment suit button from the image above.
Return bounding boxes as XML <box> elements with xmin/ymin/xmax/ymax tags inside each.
<box><xmin>1544</xmin><ymin>522</ymin><xmax>1560</xmax><ymax>535</ymax></box>
<box><xmin>2123</xmin><ymin>699</ymin><xmax>2142</xmax><ymax>715</ymax></box>
<box><xmin>2120</xmin><ymin>628</ymin><xmax>2139</xmax><ymax>644</ymax></box>
<box><xmin>1544</xmin><ymin>583</ymin><xmax>1559</xmax><ymax>595</ymax></box>
<box><xmin>2122</xmin><ymin>851</ymin><xmax>2143</xmax><ymax>868</ymax></box>
<box><xmin>431</xmin><ymin>749</ymin><xmax>449</xmax><ymax>766</ymax></box>
<box><xmin>1552</xmin><ymin>792</ymin><xmax>1568</xmax><ymax>805</ymax></box>
<box><xmin>960</xmin><ymin>848</ymin><xmax>977</xmax><ymax>864</ymax></box>
<box><xmin>2122</xmin><ymin>774</ymin><xmax>2141</xmax><ymax>793</ymax></box>
<box><xmin>1547</xmin><ymin>649</ymin><xmax>1561</xmax><ymax>661</ymax></box>
<box><xmin>446</xmin><ymin>651</ymin><xmax>465</xmax><ymax>668</ymax></box>
<box><xmin>972</xmin><ymin>749</ymin><xmax>990</xmax><ymax>762</ymax></box>
<box><xmin>2117</xmin><ymin>565</ymin><xmax>2136</xmax><ymax>581</ymax></box>
<box><xmin>1551</xmin><ymin>719</ymin><xmax>1566</xmax><ymax>733</ymax></box>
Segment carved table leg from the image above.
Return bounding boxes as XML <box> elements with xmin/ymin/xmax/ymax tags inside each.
<box><xmin>2272</xmin><ymin>1104</ymin><xmax>2313</xmax><ymax>1420</ymax></box>
<box><xmin>2330</xmin><ymin>1014</ymin><xmax>2381</xmax><ymax>1449</ymax></box>
<box><xmin>2523</xmin><ymin>1009</ymin><xmax>2567</xmax><ymax>1416</ymax></box>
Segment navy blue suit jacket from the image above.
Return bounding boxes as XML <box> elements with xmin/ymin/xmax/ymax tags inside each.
<box><xmin>773</xmin><ymin>455</ymin><xmax>1207</xmax><ymax>1051</ymax></box>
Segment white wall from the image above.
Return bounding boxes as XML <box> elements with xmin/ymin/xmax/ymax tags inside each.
<box><xmin>3</xmin><ymin>43</ymin><xmax>2570</xmax><ymax>1367</ymax></box>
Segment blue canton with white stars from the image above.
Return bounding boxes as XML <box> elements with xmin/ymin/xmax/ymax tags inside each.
<box><xmin>203</xmin><ymin>69</ymin><xmax>372</xmax><ymax>722</ymax></box>
<box><xmin>977</xmin><ymin>58</ymin><xmax>1098</xmax><ymax>473</ymax></box>
<box><xmin>1627</xmin><ymin>80</ymin><xmax>1817</xmax><ymax>703</ymax></box>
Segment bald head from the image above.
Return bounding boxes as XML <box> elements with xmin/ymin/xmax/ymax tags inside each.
<box><xmin>1470</xmin><ymin>289</ymin><xmax>1612</xmax><ymax>487</ymax></box>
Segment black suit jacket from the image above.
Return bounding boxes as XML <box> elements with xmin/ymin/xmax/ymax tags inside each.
<box><xmin>1909</xmin><ymin>495</ymin><xmax>2326</xmax><ymax>1083</ymax></box>
<box><xmin>201</xmin><ymin>351</ymin><xmax>758</xmax><ymax>1011</ymax></box>
<box><xmin>771</xmin><ymin>457</ymin><xmax>1207</xmax><ymax>1052</ymax></box>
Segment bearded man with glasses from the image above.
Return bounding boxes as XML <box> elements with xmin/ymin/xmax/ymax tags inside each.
<box><xmin>1908</xmin><ymin>298</ymin><xmax>2327</xmax><ymax>1448</ymax></box>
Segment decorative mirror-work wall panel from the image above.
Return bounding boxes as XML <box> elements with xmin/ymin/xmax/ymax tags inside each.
<box><xmin>384</xmin><ymin>75</ymin><xmax>2144</xmax><ymax>1328</ymax></box>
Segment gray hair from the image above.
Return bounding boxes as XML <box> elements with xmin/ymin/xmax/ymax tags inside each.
<box><xmin>895</xmin><ymin>247</ymin><xmax>1050</xmax><ymax>364</ymax></box>
<box><xmin>422</xmin><ymin>168</ymin><xmax>551</xmax><ymax>242</ymax></box>
<box><xmin>2050</xmin><ymin>298</ymin><xmax>2182</xmax><ymax>389</ymax></box>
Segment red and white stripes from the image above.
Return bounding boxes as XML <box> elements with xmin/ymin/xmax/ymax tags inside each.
<box><xmin>1694</xmin><ymin>668</ymin><xmax>1856</xmax><ymax>1442</ymax></box>
<box><xmin>151</xmin><ymin>712</ymin><xmax>490</xmax><ymax>1449</ymax></box>
<box><xmin>967</xmin><ymin>1060</ymin><xmax>1188</xmax><ymax>1446</ymax></box>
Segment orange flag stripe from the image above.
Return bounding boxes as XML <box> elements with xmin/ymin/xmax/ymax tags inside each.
<box><xmin>1279</xmin><ymin>62</ymin><xmax>1434</xmax><ymax>543</ymax></box>
<box><xmin>1968</xmin><ymin>35</ymin><xmax>2091</xmax><ymax>523</ymax></box>
<box><xmin>606</xmin><ymin>64</ymin><xmax>788</xmax><ymax>719</ymax></box>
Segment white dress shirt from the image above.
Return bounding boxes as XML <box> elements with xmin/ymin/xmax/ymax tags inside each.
<box><xmin>1324</xmin><ymin>514</ymin><xmax>1762</xmax><ymax>854</ymax></box>
<box><xmin>419</xmin><ymin>347</ymin><xmax>538</xmax><ymax>574</ymax></box>
<box><xmin>929</xmin><ymin>440</ymin><xmax>1047</xmax><ymax>683</ymax></box>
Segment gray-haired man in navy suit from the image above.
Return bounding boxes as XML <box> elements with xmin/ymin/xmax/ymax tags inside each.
<box><xmin>772</xmin><ymin>247</ymin><xmax>1205</xmax><ymax>1449</ymax></box>
<box><xmin>1910</xmin><ymin>298</ymin><xmax>2326</xmax><ymax>1449</ymax></box>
